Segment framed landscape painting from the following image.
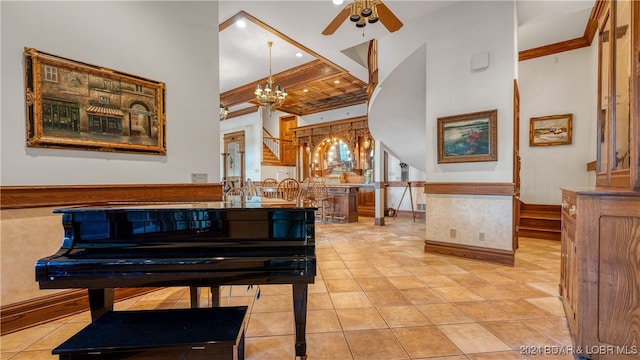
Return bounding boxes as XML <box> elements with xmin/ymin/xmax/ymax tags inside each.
<box><xmin>529</xmin><ymin>114</ymin><xmax>572</xmax><ymax>146</ymax></box>
<box><xmin>24</xmin><ymin>48</ymin><xmax>166</xmax><ymax>155</ymax></box>
<box><xmin>437</xmin><ymin>109</ymin><xmax>498</xmax><ymax>163</ymax></box>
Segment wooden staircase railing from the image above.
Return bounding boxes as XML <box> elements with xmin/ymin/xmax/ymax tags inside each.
<box><xmin>262</xmin><ymin>128</ymin><xmax>295</xmax><ymax>166</ymax></box>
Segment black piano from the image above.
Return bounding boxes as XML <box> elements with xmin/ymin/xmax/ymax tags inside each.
<box><xmin>35</xmin><ymin>197</ymin><xmax>316</xmax><ymax>359</ymax></box>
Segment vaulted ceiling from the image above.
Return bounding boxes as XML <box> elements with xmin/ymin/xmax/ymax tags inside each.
<box><xmin>219</xmin><ymin>1</ymin><xmax>596</xmax><ymax>120</ymax></box>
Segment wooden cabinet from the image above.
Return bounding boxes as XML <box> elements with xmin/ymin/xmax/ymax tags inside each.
<box><xmin>326</xmin><ymin>186</ymin><xmax>359</xmax><ymax>223</ymax></box>
<box><xmin>560</xmin><ymin>189</ymin><xmax>640</xmax><ymax>359</ymax></box>
<box><xmin>559</xmin><ymin>191</ymin><xmax>578</xmax><ymax>333</ymax></box>
<box><xmin>561</xmin><ymin>2</ymin><xmax>640</xmax><ymax>358</ymax></box>
<box><xmin>596</xmin><ymin>0</ymin><xmax>639</xmax><ymax>189</ymax></box>
<box><xmin>357</xmin><ymin>186</ymin><xmax>375</xmax><ymax>217</ymax></box>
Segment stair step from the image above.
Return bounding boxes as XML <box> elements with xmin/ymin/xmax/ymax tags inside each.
<box><xmin>518</xmin><ymin>203</ymin><xmax>562</xmax><ymax>241</ymax></box>
<box><xmin>520</xmin><ymin>210</ymin><xmax>561</xmax><ymax>221</ymax></box>
<box><xmin>518</xmin><ymin>226</ymin><xmax>561</xmax><ymax>241</ymax></box>
<box><xmin>519</xmin><ymin>225</ymin><xmax>561</xmax><ymax>233</ymax></box>
<box><xmin>520</xmin><ymin>218</ymin><xmax>560</xmax><ymax>229</ymax></box>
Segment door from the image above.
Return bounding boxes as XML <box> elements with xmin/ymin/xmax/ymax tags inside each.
<box><xmin>279</xmin><ymin>115</ymin><xmax>297</xmax><ymax>166</ymax></box>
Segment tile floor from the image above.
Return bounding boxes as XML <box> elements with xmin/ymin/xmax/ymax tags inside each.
<box><xmin>1</xmin><ymin>217</ymin><xmax>574</xmax><ymax>360</ymax></box>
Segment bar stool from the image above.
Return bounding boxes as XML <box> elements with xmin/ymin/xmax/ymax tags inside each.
<box><xmin>310</xmin><ymin>180</ymin><xmax>333</xmax><ymax>223</ymax></box>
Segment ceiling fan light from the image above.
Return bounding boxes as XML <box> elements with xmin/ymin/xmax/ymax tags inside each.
<box><xmin>254</xmin><ymin>84</ymin><xmax>262</xmax><ymax>96</ymax></box>
<box><xmin>356</xmin><ymin>20</ymin><xmax>366</xmax><ymax>28</ymax></box>
<box><xmin>350</xmin><ymin>14</ymin><xmax>360</xmax><ymax>22</ymax></box>
<box><xmin>368</xmin><ymin>5</ymin><xmax>379</xmax><ymax>24</ymax></box>
<box><xmin>361</xmin><ymin>7</ymin><xmax>373</xmax><ymax>17</ymax></box>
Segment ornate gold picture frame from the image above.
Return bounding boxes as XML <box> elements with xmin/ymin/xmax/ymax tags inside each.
<box><xmin>529</xmin><ymin>114</ymin><xmax>572</xmax><ymax>146</ymax></box>
<box><xmin>437</xmin><ymin>109</ymin><xmax>498</xmax><ymax>163</ymax></box>
<box><xmin>24</xmin><ymin>48</ymin><xmax>166</xmax><ymax>155</ymax></box>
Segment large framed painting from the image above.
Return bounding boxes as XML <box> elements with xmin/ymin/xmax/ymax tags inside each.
<box><xmin>529</xmin><ymin>114</ymin><xmax>572</xmax><ymax>146</ymax></box>
<box><xmin>437</xmin><ymin>109</ymin><xmax>498</xmax><ymax>163</ymax></box>
<box><xmin>24</xmin><ymin>48</ymin><xmax>166</xmax><ymax>155</ymax></box>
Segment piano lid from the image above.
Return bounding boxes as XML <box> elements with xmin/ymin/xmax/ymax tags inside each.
<box><xmin>53</xmin><ymin>196</ymin><xmax>317</xmax><ymax>213</ymax></box>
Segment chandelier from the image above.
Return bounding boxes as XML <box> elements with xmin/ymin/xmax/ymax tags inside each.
<box><xmin>254</xmin><ymin>41</ymin><xmax>287</xmax><ymax>113</ymax></box>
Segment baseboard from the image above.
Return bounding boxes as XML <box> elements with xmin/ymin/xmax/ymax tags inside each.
<box><xmin>392</xmin><ymin>210</ymin><xmax>426</xmax><ymax>220</ymax></box>
<box><xmin>424</xmin><ymin>239</ymin><xmax>514</xmax><ymax>266</ymax></box>
<box><xmin>0</xmin><ymin>288</ymin><xmax>158</xmax><ymax>336</ymax></box>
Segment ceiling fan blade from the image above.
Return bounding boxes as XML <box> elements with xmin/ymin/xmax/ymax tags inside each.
<box><xmin>322</xmin><ymin>5</ymin><xmax>351</xmax><ymax>35</ymax></box>
<box><xmin>376</xmin><ymin>2</ymin><xmax>403</xmax><ymax>32</ymax></box>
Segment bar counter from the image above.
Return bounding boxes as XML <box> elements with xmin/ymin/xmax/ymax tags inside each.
<box><xmin>324</xmin><ymin>183</ymin><xmax>374</xmax><ymax>223</ymax></box>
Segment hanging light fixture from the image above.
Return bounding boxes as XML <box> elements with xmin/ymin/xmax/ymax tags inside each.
<box><xmin>219</xmin><ymin>104</ymin><xmax>229</xmax><ymax>121</ymax></box>
<box><xmin>350</xmin><ymin>0</ymin><xmax>380</xmax><ymax>29</ymax></box>
<box><xmin>254</xmin><ymin>41</ymin><xmax>287</xmax><ymax>113</ymax></box>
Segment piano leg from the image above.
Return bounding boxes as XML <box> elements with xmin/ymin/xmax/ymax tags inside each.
<box><xmin>88</xmin><ymin>288</ymin><xmax>114</xmax><ymax>321</ymax></box>
<box><xmin>210</xmin><ymin>286</ymin><xmax>220</xmax><ymax>307</ymax></box>
<box><xmin>189</xmin><ymin>286</ymin><xmax>201</xmax><ymax>308</ymax></box>
<box><xmin>292</xmin><ymin>282</ymin><xmax>308</xmax><ymax>360</ymax></box>
<box><xmin>189</xmin><ymin>286</ymin><xmax>220</xmax><ymax>308</ymax></box>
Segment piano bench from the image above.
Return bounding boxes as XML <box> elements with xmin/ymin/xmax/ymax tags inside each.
<box><xmin>52</xmin><ymin>306</ymin><xmax>248</xmax><ymax>360</ymax></box>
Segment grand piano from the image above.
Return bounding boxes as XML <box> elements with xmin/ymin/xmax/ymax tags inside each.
<box><xmin>35</xmin><ymin>197</ymin><xmax>316</xmax><ymax>359</ymax></box>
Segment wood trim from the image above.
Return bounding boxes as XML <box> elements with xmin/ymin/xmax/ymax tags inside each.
<box><xmin>385</xmin><ymin>181</ymin><xmax>426</xmax><ymax>188</ymax></box>
<box><xmin>393</xmin><ymin>210</ymin><xmax>426</xmax><ymax>219</ymax></box>
<box><xmin>518</xmin><ymin>1</ymin><xmax>604</xmax><ymax>62</ymax></box>
<box><xmin>424</xmin><ymin>182</ymin><xmax>515</xmax><ymax>196</ymax></box>
<box><xmin>586</xmin><ymin>160</ymin><xmax>597</xmax><ymax>171</ymax></box>
<box><xmin>225</xmin><ymin>105</ymin><xmax>259</xmax><ymax>120</ymax></box>
<box><xmin>0</xmin><ymin>288</ymin><xmax>158</xmax><ymax>336</ymax></box>
<box><xmin>0</xmin><ymin>183</ymin><xmax>223</xmax><ymax>209</ymax></box>
<box><xmin>424</xmin><ymin>240</ymin><xmax>514</xmax><ymax>266</ymax></box>
<box><xmin>519</xmin><ymin>36</ymin><xmax>591</xmax><ymax>62</ymax></box>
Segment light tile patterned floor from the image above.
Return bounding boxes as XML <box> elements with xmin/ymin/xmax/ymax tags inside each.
<box><xmin>1</xmin><ymin>217</ymin><xmax>573</xmax><ymax>360</ymax></box>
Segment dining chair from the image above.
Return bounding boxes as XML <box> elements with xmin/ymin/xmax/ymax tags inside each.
<box><xmin>297</xmin><ymin>178</ymin><xmax>312</xmax><ymax>202</ymax></box>
<box><xmin>276</xmin><ymin>178</ymin><xmax>300</xmax><ymax>201</ymax></box>
<box><xmin>244</xmin><ymin>178</ymin><xmax>259</xmax><ymax>197</ymax></box>
<box><xmin>260</xmin><ymin>178</ymin><xmax>279</xmax><ymax>198</ymax></box>
<box><xmin>224</xmin><ymin>187</ymin><xmax>245</xmax><ymax>201</ymax></box>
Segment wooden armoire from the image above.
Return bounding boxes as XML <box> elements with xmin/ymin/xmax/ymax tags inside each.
<box><xmin>560</xmin><ymin>1</ymin><xmax>640</xmax><ymax>359</ymax></box>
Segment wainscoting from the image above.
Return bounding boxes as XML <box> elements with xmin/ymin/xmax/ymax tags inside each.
<box><xmin>0</xmin><ymin>183</ymin><xmax>223</xmax><ymax>336</ymax></box>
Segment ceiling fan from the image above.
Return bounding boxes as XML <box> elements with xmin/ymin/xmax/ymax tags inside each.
<box><xmin>322</xmin><ymin>0</ymin><xmax>403</xmax><ymax>35</ymax></box>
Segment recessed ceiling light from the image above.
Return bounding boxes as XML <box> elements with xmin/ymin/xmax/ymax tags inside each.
<box><xmin>235</xmin><ymin>19</ymin><xmax>246</xmax><ymax>28</ymax></box>
<box><xmin>296</xmin><ymin>52</ymin><xmax>303</xmax><ymax>58</ymax></box>
<box><xmin>333</xmin><ymin>0</ymin><xmax>344</xmax><ymax>5</ymax></box>
<box><xmin>334</xmin><ymin>80</ymin><xmax>340</xmax><ymax>84</ymax></box>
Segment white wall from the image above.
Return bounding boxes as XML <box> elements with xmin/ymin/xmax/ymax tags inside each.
<box><xmin>219</xmin><ymin>111</ymin><xmax>262</xmax><ymax>182</ymax></box>
<box><xmin>220</xmin><ymin>107</ymin><xmax>296</xmax><ymax>182</ymax></box>
<box><xmin>423</xmin><ymin>1</ymin><xmax>516</xmax><ymax>182</ymax></box>
<box><xmin>373</xmin><ymin>1</ymin><xmax>517</xmax><ymax>250</ymax></box>
<box><xmin>1</xmin><ymin>1</ymin><xmax>220</xmax><ymax>186</ymax></box>
<box><xmin>518</xmin><ymin>46</ymin><xmax>597</xmax><ymax>204</ymax></box>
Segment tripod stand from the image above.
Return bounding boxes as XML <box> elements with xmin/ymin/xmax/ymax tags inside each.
<box><xmin>393</xmin><ymin>181</ymin><xmax>416</xmax><ymax>222</ymax></box>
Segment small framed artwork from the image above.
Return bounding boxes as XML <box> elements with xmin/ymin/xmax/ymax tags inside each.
<box><xmin>437</xmin><ymin>109</ymin><xmax>498</xmax><ymax>163</ymax></box>
<box><xmin>529</xmin><ymin>114</ymin><xmax>572</xmax><ymax>146</ymax></box>
<box><xmin>23</xmin><ymin>47</ymin><xmax>166</xmax><ymax>155</ymax></box>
